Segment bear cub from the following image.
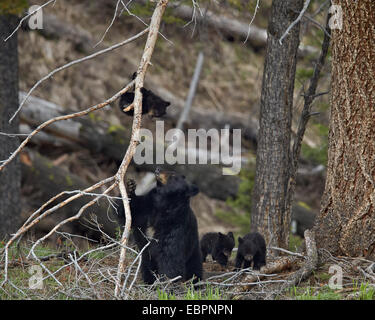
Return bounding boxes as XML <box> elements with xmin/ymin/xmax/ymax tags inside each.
<box><xmin>235</xmin><ymin>232</ymin><xmax>266</xmax><ymax>270</ymax></box>
<box><xmin>119</xmin><ymin>72</ymin><xmax>170</xmax><ymax>117</ymax></box>
<box><xmin>200</xmin><ymin>232</ymin><xmax>235</xmax><ymax>267</ymax></box>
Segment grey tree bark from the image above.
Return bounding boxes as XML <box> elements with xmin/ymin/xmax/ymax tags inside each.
<box><xmin>0</xmin><ymin>14</ymin><xmax>22</xmax><ymax>239</ymax></box>
<box><xmin>251</xmin><ymin>0</ymin><xmax>303</xmax><ymax>250</ymax></box>
<box><xmin>314</xmin><ymin>0</ymin><xmax>375</xmax><ymax>259</ymax></box>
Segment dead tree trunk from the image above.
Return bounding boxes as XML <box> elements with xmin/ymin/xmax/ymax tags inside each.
<box><xmin>314</xmin><ymin>0</ymin><xmax>375</xmax><ymax>259</ymax></box>
<box><xmin>251</xmin><ymin>0</ymin><xmax>303</xmax><ymax>250</ymax></box>
<box><xmin>0</xmin><ymin>14</ymin><xmax>22</xmax><ymax>238</ymax></box>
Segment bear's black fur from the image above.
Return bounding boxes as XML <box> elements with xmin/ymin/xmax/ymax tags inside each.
<box><xmin>200</xmin><ymin>232</ymin><xmax>235</xmax><ymax>267</ymax></box>
<box><xmin>116</xmin><ymin>170</ymin><xmax>202</xmax><ymax>284</ymax></box>
<box><xmin>235</xmin><ymin>232</ymin><xmax>266</xmax><ymax>270</ymax></box>
<box><xmin>119</xmin><ymin>179</ymin><xmax>158</xmax><ymax>251</ymax></box>
<box><xmin>119</xmin><ymin>73</ymin><xmax>170</xmax><ymax>117</ymax></box>
<box><xmin>143</xmin><ymin>170</ymin><xmax>202</xmax><ymax>284</ymax></box>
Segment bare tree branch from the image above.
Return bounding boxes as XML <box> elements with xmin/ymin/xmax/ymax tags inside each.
<box><xmin>114</xmin><ymin>0</ymin><xmax>169</xmax><ymax>297</ymax></box>
<box><xmin>285</xmin><ymin>12</ymin><xmax>331</xmax><ymax>224</ymax></box>
<box><xmin>94</xmin><ymin>0</ymin><xmax>122</xmax><ymax>47</ymax></box>
<box><xmin>279</xmin><ymin>0</ymin><xmax>312</xmax><ymax>45</ymax></box>
<box><xmin>243</xmin><ymin>0</ymin><xmax>261</xmax><ymax>43</ymax></box>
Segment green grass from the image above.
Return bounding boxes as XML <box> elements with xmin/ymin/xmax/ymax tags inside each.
<box><xmin>157</xmin><ymin>288</ymin><xmax>176</xmax><ymax>300</ymax></box>
<box><xmin>157</xmin><ymin>284</ymin><xmax>226</xmax><ymax>300</ymax></box>
<box><xmin>290</xmin><ymin>286</ymin><xmax>342</xmax><ymax>300</ymax></box>
<box><xmin>353</xmin><ymin>281</ymin><xmax>375</xmax><ymax>300</ymax></box>
<box><xmin>185</xmin><ymin>284</ymin><xmax>225</xmax><ymax>300</ymax></box>
<box><xmin>289</xmin><ymin>281</ymin><xmax>375</xmax><ymax>301</ymax></box>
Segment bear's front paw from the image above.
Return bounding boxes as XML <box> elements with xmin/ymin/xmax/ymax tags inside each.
<box><xmin>126</xmin><ymin>179</ymin><xmax>137</xmax><ymax>194</ymax></box>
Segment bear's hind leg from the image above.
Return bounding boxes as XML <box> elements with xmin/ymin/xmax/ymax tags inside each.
<box><xmin>253</xmin><ymin>252</ymin><xmax>266</xmax><ymax>270</ymax></box>
<box><xmin>185</xmin><ymin>246</ymin><xmax>203</xmax><ymax>283</ymax></box>
<box><xmin>235</xmin><ymin>253</ymin><xmax>244</xmax><ymax>269</ymax></box>
<box><xmin>141</xmin><ymin>246</ymin><xmax>158</xmax><ymax>284</ymax></box>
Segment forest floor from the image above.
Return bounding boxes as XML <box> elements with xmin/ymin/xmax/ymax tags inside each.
<box><xmin>1</xmin><ymin>240</ymin><xmax>374</xmax><ymax>300</ymax></box>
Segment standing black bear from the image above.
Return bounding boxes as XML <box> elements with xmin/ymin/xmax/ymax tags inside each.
<box><xmin>116</xmin><ymin>170</ymin><xmax>202</xmax><ymax>284</ymax></box>
<box><xmin>235</xmin><ymin>232</ymin><xmax>266</xmax><ymax>270</ymax></box>
<box><xmin>145</xmin><ymin>170</ymin><xmax>202</xmax><ymax>284</ymax></box>
<box><xmin>200</xmin><ymin>232</ymin><xmax>235</xmax><ymax>267</ymax></box>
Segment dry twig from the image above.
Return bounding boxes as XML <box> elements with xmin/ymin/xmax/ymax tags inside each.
<box><xmin>114</xmin><ymin>0</ymin><xmax>169</xmax><ymax>297</ymax></box>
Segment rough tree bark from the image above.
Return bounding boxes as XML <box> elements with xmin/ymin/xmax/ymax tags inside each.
<box><xmin>0</xmin><ymin>14</ymin><xmax>22</xmax><ymax>239</ymax></box>
<box><xmin>251</xmin><ymin>0</ymin><xmax>303</xmax><ymax>250</ymax></box>
<box><xmin>314</xmin><ymin>0</ymin><xmax>375</xmax><ymax>259</ymax></box>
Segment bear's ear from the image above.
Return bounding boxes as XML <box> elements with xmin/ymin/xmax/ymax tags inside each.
<box><xmin>227</xmin><ymin>232</ymin><xmax>234</xmax><ymax>240</ymax></box>
<box><xmin>238</xmin><ymin>237</ymin><xmax>243</xmax><ymax>244</ymax></box>
<box><xmin>188</xmin><ymin>184</ymin><xmax>199</xmax><ymax>197</ymax></box>
<box><xmin>218</xmin><ymin>232</ymin><xmax>224</xmax><ymax>238</ymax></box>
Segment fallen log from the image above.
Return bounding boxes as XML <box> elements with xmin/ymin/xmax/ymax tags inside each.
<box><xmin>270</xmin><ymin>229</ymin><xmax>318</xmax><ymax>299</ymax></box>
<box><xmin>229</xmin><ymin>255</ymin><xmax>299</xmax><ymax>297</ymax></box>
<box><xmin>150</xmin><ymin>85</ymin><xmax>259</xmax><ymax>147</ymax></box>
<box><xmin>35</xmin><ymin>14</ymin><xmax>97</xmax><ymax>53</ymax></box>
<box><xmin>136</xmin><ymin>0</ymin><xmax>319</xmax><ymax>56</ymax></box>
<box><xmin>282</xmin><ymin>230</ymin><xmax>318</xmax><ymax>286</ymax></box>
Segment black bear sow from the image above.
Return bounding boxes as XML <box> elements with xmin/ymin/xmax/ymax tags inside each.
<box><xmin>200</xmin><ymin>232</ymin><xmax>235</xmax><ymax>267</ymax></box>
<box><xmin>142</xmin><ymin>170</ymin><xmax>203</xmax><ymax>284</ymax></box>
<box><xmin>235</xmin><ymin>232</ymin><xmax>266</xmax><ymax>270</ymax></box>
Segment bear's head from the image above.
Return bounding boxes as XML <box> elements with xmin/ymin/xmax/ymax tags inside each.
<box><xmin>153</xmin><ymin>169</ymin><xmax>199</xmax><ymax>210</ymax></box>
<box><xmin>238</xmin><ymin>236</ymin><xmax>258</xmax><ymax>262</ymax></box>
<box><xmin>119</xmin><ymin>72</ymin><xmax>170</xmax><ymax>117</ymax></box>
<box><xmin>220</xmin><ymin>232</ymin><xmax>235</xmax><ymax>257</ymax></box>
<box><xmin>213</xmin><ymin>232</ymin><xmax>235</xmax><ymax>266</ymax></box>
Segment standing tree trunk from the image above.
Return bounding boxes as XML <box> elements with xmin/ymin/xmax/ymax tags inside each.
<box><xmin>251</xmin><ymin>0</ymin><xmax>303</xmax><ymax>250</ymax></box>
<box><xmin>314</xmin><ymin>0</ymin><xmax>375</xmax><ymax>259</ymax></box>
<box><xmin>0</xmin><ymin>14</ymin><xmax>22</xmax><ymax>239</ymax></box>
